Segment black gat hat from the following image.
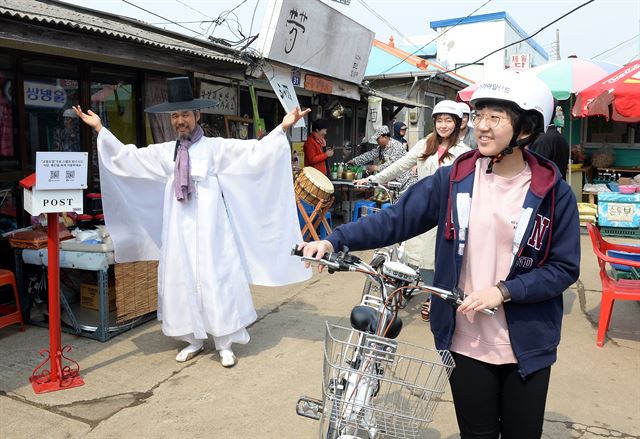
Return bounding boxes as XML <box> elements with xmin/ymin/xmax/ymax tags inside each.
<box><xmin>144</xmin><ymin>77</ymin><xmax>217</xmax><ymax>114</ymax></box>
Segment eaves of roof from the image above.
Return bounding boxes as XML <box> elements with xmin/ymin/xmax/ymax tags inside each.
<box><xmin>0</xmin><ymin>0</ymin><xmax>247</xmax><ymax>65</ymax></box>
<box><xmin>366</xmin><ymin>40</ymin><xmax>474</xmax><ymax>86</ymax></box>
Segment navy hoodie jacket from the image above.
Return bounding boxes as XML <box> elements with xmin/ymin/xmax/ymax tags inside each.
<box><xmin>328</xmin><ymin>149</ymin><xmax>581</xmax><ymax>378</ymax></box>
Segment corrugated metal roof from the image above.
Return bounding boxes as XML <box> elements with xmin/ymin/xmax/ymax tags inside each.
<box><xmin>0</xmin><ymin>0</ymin><xmax>247</xmax><ymax>65</ymax></box>
<box><xmin>365</xmin><ymin>45</ymin><xmax>473</xmax><ymax>86</ymax></box>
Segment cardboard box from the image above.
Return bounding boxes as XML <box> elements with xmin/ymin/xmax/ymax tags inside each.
<box><xmin>80</xmin><ymin>283</ymin><xmax>116</xmax><ymax>311</ymax></box>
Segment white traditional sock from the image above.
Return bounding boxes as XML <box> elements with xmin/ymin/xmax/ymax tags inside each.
<box><xmin>219</xmin><ymin>349</ymin><xmax>236</xmax><ymax>367</ymax></box>
<box><xmin>175</xmin><ymin>341</ymin><xmax>204</xmax><ymax>362</ymax></box>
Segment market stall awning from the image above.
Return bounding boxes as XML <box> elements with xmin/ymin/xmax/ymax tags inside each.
<box><xmin>361</xmin><ymin>87</ymin><xmax>428</xmax><ymax>109</ymax></box>
<box><xmin>572</xmin><ymin>60</ymin><xmax>640</xmax><ymax>122</ymax></box>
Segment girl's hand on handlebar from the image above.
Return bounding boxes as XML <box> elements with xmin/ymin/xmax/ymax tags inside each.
<box><xmin>353</xmin><ymin>178</ymin><xmax>370</xmax><ymax>186</ymax></box>
<box><xmin>297</xmin><ymin>241</ymin><xmax>334</xmax><ymax>272</ymax></box>
<box><xmin>457</xmin><ymin>286</ymin><xmax>503</xmax><ymax>314</ymax></box>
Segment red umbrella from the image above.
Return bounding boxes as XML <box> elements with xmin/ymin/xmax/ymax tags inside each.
<box><xmin>572</xmin><ymin>60</ymin><xmax>640</xmax><ymax>122</ymax></box>
<box><xmin>456</xmin><ymin>82</ymin><xmax>477</xmax><ymax>103</ymax></box>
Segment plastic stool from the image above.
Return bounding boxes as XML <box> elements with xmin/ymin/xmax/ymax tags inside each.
<box><xmin>298</xmin><ymin>199</ymin><xmax>332</xmax><ymax>240</ymax></box>
<box><xmin>381</xmin><ymin>202</ymin><xmax>392</xmax><ymax>209</ymax></box>
<box><xmin>352</xmin><ymin>200</ymin><xmax>377</xmax><ymax>222</ymax></box>
<box><xmin>0</xmin><ymin>269</ymin><xmax>25</xmax><ymax>331</ymax></box>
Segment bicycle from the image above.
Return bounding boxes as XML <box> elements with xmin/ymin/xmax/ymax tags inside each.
<box><xmin>292</xmin><ymin>246</ymin><xmax>494</xmax><ymax>439</ymax></box>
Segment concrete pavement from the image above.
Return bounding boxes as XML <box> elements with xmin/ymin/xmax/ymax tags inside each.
<box><xmin>1</xmin><ymin>235</ymin><xmax>639</xmax><ymax>438</ymax></box>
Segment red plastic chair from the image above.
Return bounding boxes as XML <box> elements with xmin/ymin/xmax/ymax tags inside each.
<box><xmin>0</xmin><ymin>269</ymin><xmax>25</xmax><ymax>331</ymax></box>
<box><xmin>586</xmin><ymin>223</ymin><xmax>640</xmax><ymax>347</ymax></box>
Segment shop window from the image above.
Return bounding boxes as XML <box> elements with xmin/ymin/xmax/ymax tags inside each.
<box><xmin>0</xmin><ymin>54</ymin><xmax>17</xmax><ymax>173</ymax></box>
<box><xmin>0</xmin><ymin>56</ymin><xmax>18</xmax><ymax>232</ymax></box>
<box><xmin>585</xmin><ymin>117</ymin><xmax>640</xmax><ymax>144</ymax></box>
<box><xmin>90</xmin><ymin>67</ymin><xmax>137</xmax><ymax>189</ymax></box>
<box><xmin>23</xmin><ymin>58</ymin><xmax>80</xmax><ymax>169</ymax></box>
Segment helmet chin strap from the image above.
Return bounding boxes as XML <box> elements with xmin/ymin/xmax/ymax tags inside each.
<box><xmin>485</xmin><ymin>132</ymin><xmax>540</xmax><ymax>174</ymax></box>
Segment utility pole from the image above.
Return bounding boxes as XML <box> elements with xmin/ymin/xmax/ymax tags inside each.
<box><xmin>556</xmin><ymin>28</ymin><xmax>561</xmax><ymax>60</ymax></box>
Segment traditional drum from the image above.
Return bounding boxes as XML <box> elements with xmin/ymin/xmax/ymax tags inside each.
<box><xmin>294</xmin><ymin>167</ymin><xmax>334</xmax><ymax>206</ymax></box>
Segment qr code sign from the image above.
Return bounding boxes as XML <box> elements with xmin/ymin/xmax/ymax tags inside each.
<box><xmin>66</xmin><ymin>170</ymin><xmax>75</xmax><ymax>181</ymax></box>
<box><xmin>49</xmin><ymin>170</ymin><xmax>59</xmax><ymax>181</ymax></box>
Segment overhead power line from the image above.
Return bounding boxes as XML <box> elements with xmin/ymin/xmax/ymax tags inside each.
<box><xmin>368</xmin><ymin>0</ymin><xmax>493</xmax><ymax>86</ymax></box>
<box><xmin>121</xmin><ymin>0</ymin><xmax>207</xmax><ymax>38</ymax></box>
<box><xmin>434</xmin><ymin>0</ymin><xmax>596</xmax><ymax>79</ymax></box>
<box><xmin>591</xmin><ymin>33</ymin><xmax>640</xmax><ymax>60</ymax></box>
<box><xmin>355</xmin><ymin>0</ymin><xmax>422</xmax><ymax>50</ymax></box>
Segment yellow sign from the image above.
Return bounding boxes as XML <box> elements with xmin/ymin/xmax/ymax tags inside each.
<box><xmin>291</xmin><ymin>142</ymin><xmax>304</xmax><ymax>169</ymax></box>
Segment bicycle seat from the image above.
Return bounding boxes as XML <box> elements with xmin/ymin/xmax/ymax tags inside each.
<box><xmin>350</xmin><ymin>305</ymin><xmax>403</xmax><ymax>339</ymax></box>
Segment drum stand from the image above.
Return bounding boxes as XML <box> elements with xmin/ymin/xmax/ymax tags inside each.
<box><xmin>296</xmin><ymin>195</ymin><xmax>334</xmax><ymax>242</ymax></box>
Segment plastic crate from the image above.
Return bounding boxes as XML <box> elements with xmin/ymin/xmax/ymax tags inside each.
<box><xmin>599</xmin><ymin>226</ymin><xmax>640</xmax><ymax>239</ymax></box>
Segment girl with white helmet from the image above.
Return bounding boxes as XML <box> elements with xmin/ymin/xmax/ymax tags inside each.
<box><xmin>300</xmin><ymin>70</ymin><xmax>580</xmax><ymax>438</ymax></box>
<box><xmin>354</xmin><ymin>100</ymin><xmax>471</xmax><ymax>320</ymax></box>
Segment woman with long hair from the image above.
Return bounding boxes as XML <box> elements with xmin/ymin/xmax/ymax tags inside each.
<box><xmin>354</xmin><ymin>100</ymin><xmax>471</xmax><ymax>320</ymax></box>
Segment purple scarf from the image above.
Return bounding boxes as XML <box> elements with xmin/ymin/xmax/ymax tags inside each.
<box><xmin>174</xmin><ymin>124</ymin><xmax>204</xmax><ymax>202</ymax></box>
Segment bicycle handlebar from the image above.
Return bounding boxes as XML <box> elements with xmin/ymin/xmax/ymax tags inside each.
<box><xmin>290</xmin><ymin>245</ymin><xmax>362</xmax><ymax>273</ymax></box>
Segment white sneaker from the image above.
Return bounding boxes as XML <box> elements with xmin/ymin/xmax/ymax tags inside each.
<box><xmin>175</xmin><ymin>343</ymin><xmax>204</xmax><ymax>362</ymax></box>
<box><xmin>219</xmin><ymin>349</ymin><xmax>236</xmax><ymax>367</ymax></box>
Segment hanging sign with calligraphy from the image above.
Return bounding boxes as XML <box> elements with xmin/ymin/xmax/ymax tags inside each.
<box><xmin>266</xmin><ymin>64</ymin><xmax>306</xmax><ymax>129</ymax></box>
<box><xmin>256</xmin><ymin>0</ymin><xmax>374</xmax><ymax>85</ymax></box>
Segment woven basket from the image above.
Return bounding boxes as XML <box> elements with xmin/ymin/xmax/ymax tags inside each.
<box><xmin>115</xmin><ymin>261</ymin><xmax>158</xmax><ymax>323</ymax></box>
<box><xmin>590</xmin><ymin>150</ymin><xmax>615</xmax><ymax>168</ymax></box>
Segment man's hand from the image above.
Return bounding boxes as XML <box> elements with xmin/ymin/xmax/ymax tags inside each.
<box><xmin>72</xmin><ymin>106</ymin><xmax>103</xmax><ymax>133</ymax></box>
<box><xmin>297</xmin><ymin>240</ymin><xmax>334</xmax><ymax>272</ymax></box>
<box><xmin>353</xmin><ymin>178</ymin><xmax>370</xmax><ymax>186</ymax></box>
<box><xmin>282</xmin><ymin>107</ymin><xmax>312</xmax><ymax>132</ymax></box>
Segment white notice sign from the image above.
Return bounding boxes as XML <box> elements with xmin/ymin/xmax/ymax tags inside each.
<box><xmin>266</xmin><ymin>64</ymin><xmax>306</xmax><ymax>129</ymax></box>
<box><xmin>36</xmin><ymin>152</ymin><xmax>88</xmax><ymax>190</ymax></box>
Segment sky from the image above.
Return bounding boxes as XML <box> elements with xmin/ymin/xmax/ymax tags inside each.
<box><xmin>59</xmin><ymin>0</ymin><xmax>640</xmax><ymax>67</ymax></box>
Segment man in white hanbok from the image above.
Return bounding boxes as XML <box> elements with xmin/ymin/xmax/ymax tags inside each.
<box><xmin>73</xmin><ymin>77</ymin><xmax>310</xmax><ymax>366</ymax></box>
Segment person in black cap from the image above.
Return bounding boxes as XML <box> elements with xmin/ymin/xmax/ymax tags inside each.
<box><xmin>73</xmin><ymin>77</ymin><xmax>311</xmax><ymax>367</ymax></box>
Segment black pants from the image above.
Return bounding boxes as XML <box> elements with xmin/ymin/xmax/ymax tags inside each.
<box><xmin>449</xmin><ymin>352</ymin><xmax>551</xmax><ymax>439</ymax></box>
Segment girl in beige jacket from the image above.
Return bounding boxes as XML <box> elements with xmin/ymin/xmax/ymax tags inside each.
<box><xmin>355</xmin><ymin>101</ymin><xmax>471</xmax><ymax>318</ymax></box>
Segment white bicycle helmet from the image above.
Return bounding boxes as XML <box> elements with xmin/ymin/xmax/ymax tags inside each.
<box><xmin>470</xmin><ymin>70</ymin><xmax>554</xmax><ymax>172</ymax></box>
<box><xmin>470</xmin><ymin>70</ymin><xmax>553</xmax><ymax>133</ymax></box>
<box><xmin>457</xmin><ymin>102</ymin><xmax>471</xmax><ymax>115</ymax></box>
<box><xmin>432</xmin><ymin>100</ymin><xmax>463</xmax><ymax>119</ymax></box>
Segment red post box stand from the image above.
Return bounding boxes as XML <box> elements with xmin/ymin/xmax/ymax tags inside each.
<box><xmin>20</xmin><ymin>168</ymin><xmax>85</xmax><ymax>394</ymax></box>
<box><xmin>29</xmin><ymin>212</ymin><xmax>84</xmax><ymax>393</ymax></box>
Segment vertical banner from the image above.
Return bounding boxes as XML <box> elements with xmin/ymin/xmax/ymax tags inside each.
<box><xmin>249</xmin><ymin>85</ymin><xmax>266</xmax><ymax>139</ymax></box>
<box><xmin>264</xmin><ymin>64</ymin><xmax>306</xmax><ymax>129</ymax></box>
<box><xmin>365</xmin><ymin>96</ymin><xmax>382</xmax><ymax>143</ymax></box>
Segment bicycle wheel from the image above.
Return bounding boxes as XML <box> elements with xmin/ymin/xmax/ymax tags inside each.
<box><xmin>323</xmin><ymin>377</ymin><xmax>347</xmax><ymax>439</ymax></box>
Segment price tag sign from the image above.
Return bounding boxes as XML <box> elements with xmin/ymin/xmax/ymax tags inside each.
<box><xmin>607</xmin><ymin>202</ymin><xmax>635</xmax><ymax>223</ymax></box>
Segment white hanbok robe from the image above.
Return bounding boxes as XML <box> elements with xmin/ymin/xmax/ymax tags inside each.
<box><xmin>97</xmin><ymin>126</ymin><xmax>311</xmax><ymax>340</ymax></box>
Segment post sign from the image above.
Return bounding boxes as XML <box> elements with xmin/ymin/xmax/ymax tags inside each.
<box><xmin>23</xmin><ymin>187</ymin><xmax>84</xmax><ymax>215</ymax></box>
<box><xmin>266</xmin><ymin>64</ymin><xmax>306</xmax><ymax>128</ymax></box>
<box><xmin>36</xmin><ymin>152</ymin><xmax>88</xmax><ymax>190</ymax></box>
